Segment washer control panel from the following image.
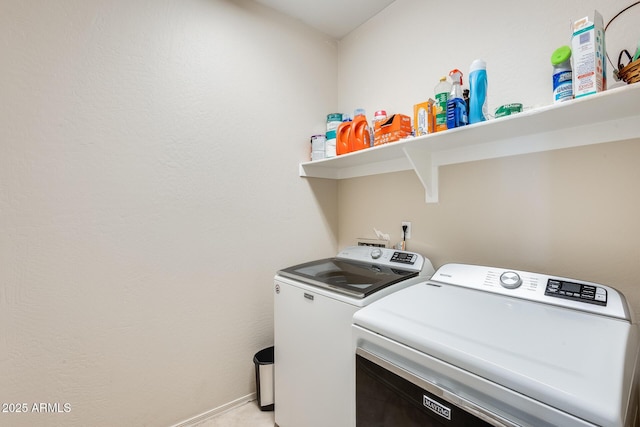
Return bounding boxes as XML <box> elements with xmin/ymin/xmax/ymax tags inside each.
<box><xmin>545</xmin><ymin>279</ymin><xmax>607</xmax><ymax>306</ymax></box>
<box><xmin>429</xmin><ymin>263</ymin><xmax>630</xmax><ymax>321</ymax></box>
<box><xmin>335</xmin><ymin>246</ymin><xmax>435</xmax><ymax>276</ymax></box>
<box><xmin>390</xmin><ymin>251</ymin><xmax>417</xmax><ymax>265</ymax></box>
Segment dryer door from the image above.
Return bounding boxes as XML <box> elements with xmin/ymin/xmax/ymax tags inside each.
<box><xmin>356</xmin><ymin>349</ymin><xmax>517</xmax><ymax>427</ymax></box>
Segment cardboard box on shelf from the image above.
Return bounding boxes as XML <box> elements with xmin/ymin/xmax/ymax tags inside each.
<box><xmin>373</xmin><ymin>114</ymin><xmax>412</xmax><ymax>146</ymax></box>
<box><xmin>413</xmin><ymin>99</ymin><xmax>435</xmax><ymax>136</ymax></box>
<box><xmin>571</xmin><ymin>10</ymin><xmax>606</xmax><ymax>98</ymax></box>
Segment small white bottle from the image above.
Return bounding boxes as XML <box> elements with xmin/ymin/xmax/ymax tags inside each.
<box><xmin>373</xmin><ymin>110</ymin><xmax>387</xmax><ymax>125</ymax></box>
<box><xmin>372</xmin><ymin>110</ymin><xmax>387</xmax><ymax>145</ymax></box>
<box><xmin>551</xmin><ymin>46</ymin><xmax>573</xmax><ymax>103</ymax></box>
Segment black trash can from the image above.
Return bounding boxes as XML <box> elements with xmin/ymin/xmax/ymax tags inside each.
<box><xmin>253</xmin><ymin>346</ymin><xmax>274</xmax><ymax>411</ymax></box>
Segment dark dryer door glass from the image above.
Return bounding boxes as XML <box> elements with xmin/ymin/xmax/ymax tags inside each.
<box><xmin>278</xmin><ymin>258</ymin><xmax>417</xmax><ymax>298</ymax></box>
<box><xmin>356</xmin><ymin>351</ymin><xmax>515</xmax><ymax>427</ymax></box>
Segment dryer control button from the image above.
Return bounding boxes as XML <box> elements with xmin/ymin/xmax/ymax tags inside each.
<box><xmin>371</xmin><ymin>248</ymin><xmax>382</xmax><ymax>259</ymax></box>
<box><xmin>500</xmin><ymin>271</ymin><xmax>522</xmax><ymax>289</ymax></box>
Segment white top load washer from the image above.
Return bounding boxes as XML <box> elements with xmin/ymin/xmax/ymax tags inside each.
<box><xmin>274</xmin><ymin>246</ymin><xmax>435</xmax><ymax>427</ymax></box>
<box><xmin>353</xmin><ymin>263</ymin><xmax>640</xmax><ymax>427</ymax></box>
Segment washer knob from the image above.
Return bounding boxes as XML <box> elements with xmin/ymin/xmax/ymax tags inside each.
<box><xmin>371</xmin><ymin>248</ymin><xmax>382</xmax><ymax>259</ymax></box>
<box><xmin>500</xmin><ymin>271</ymin><xmax>522</xmax><ymax>289</ymax></box>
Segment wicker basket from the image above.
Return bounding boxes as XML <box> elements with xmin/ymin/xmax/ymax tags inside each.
<box><xmin>618</xmin><ymin>58</ymin><xmax>640</xmax><ymax>84</ymax></box>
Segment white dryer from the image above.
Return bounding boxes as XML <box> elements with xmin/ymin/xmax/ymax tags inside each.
<box><xmin>274</xmin><ymin>246</ymin><xmax>435</xmax><ymax>427</ymax></box>
<box><xmin>353</xmin><ymin>263</ymin><xmax>640</xmax><ymax>426</ymax></box>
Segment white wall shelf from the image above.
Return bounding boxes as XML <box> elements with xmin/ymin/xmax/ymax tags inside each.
<box><xmin>300</xmin><ymin>84</ymin><xmax>640</xmax><ymax>203</ymax></box>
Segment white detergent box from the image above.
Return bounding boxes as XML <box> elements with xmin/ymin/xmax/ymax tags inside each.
<box><xmin>571</xmin><ymin>10</ymin><xmax>606</xmax><ymax>98</ymax></box>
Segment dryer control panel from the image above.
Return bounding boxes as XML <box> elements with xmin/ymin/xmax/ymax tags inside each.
<box><xmin>430</xmin><ymin>263</ymin><xmax>631</xmax><ymax>321</ymax></box>
<box><xmin>545</xmin><ymin>279</ymin><xmax>607</xmax><ymax>306</ymax></box>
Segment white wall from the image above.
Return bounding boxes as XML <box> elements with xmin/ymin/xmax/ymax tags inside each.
<box><xmin>337</xmin><ymin>0</ymin><xmax>640</xmax><ymax>313</ymax></box>
<box><xmin>0</xmin><ymin>0</ymin><xmax>337</xmax><ymax>425</ymax></box>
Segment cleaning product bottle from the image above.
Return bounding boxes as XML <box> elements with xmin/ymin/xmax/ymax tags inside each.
<box><xmin>551</xmin><ymin>46</ymin><xmax>573</xmax><ymax>103</ymax></box>
<box><xmin>469</xmin><ymin>59</ymin><xmax>488</xmax><ymax>124</ymax></box>
<box><xmin>349</xmin><ymin>108</ymin><xmax>371</xmax><ymax>152</ymax></box>
<box><xmin>372</xmin><ymin>110</ymin><xmax>388</xmax><ymax>145</ymax></box>
<box><xmin>463</xmin><ymin>89</ymin><xmax>470</xmax><ymax>117</ymax></box>
<box><xmin>325</xmin><ymin>113</ymin><xmax>342</xmax><ymax>158</ymax></box>
<box><xmin>336</xmin><ymin>115</ymin><xmax>352</xmax><ymax>155</ymax></box>
<box><xmin>446</xmin><ymin>69</ymin><xmax>468</xmax><ymax>129</ymax></box>
<box><xmin>434</xmin><ymin>77</ymin><xmax>451</xmax><ymax>132</ymax></box>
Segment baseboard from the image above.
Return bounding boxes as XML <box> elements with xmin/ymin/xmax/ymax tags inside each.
<box><xmin>170</xmin><ymin>393</ymin><xmax>257</xmax><ymax>427</ymax></box>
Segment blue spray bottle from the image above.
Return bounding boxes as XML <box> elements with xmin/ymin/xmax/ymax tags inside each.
<box><xmin>446</xmin><ymin>69</ymin><xmax>468</xmax><ymax>129</ymax></box>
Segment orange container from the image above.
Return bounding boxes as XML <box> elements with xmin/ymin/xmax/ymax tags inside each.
<box><xmin>336</xmin><ymin>121</ymin><xmax>352</xmax><ymax>155</ymax></box>
<box><xmin>349</xmin><ymin>115</ymin><xmax>371</xmax><ymax>152</ymax></box>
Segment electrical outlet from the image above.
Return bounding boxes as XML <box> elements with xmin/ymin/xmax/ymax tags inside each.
<box><xmin>401</xmin><ymin>221</ymin><xmax>412</xmax><ymax>239</ymax></box>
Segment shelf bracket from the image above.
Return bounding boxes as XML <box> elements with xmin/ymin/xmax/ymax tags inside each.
<box><xmin>403</xmin><ymin>145</ymin><xmax>439</xmax><ymax>203</ymax></box>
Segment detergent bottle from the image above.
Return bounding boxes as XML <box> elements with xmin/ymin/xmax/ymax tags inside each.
<box><xmin>446</xmin><ymin>69</ymin><xmax>468</xmax><ymax>129</ymax></box>
<box><xmin>336</xmin><ymin>115</ymin><xmax>352</xmax><ymax>155</ymax></box>
<box><xmin>434</xmin><ymin>77</ymin><xmax>451</xmax><ymax>132</ymax></box>
<box><xmin>349</xmin><ymin>108</ymin><xmax>371</xmax><ymax>152</ymax></box>
<box><xmin>469</xmin><ymin>59</ymin><xmax>488</xmax><ymax>124</ymax></box>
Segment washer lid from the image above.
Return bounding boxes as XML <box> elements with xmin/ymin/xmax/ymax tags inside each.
<box><xmin>353</xmin><ymin>282</ymin><xmax>640</xmax><ymax>427</ymax></box>
<box><xmin>278</xmin><ymin>257</ymin><xmax>417</xmax><ymax>298</ymax></box>
<box><xmin>277</xmin><ymin>246</ymin><xmax>434</xmax><ymax>298</ymax></box>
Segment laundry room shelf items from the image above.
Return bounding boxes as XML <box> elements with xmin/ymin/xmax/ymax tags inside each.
<box><xmin>299</xmin><ymin>84</ymin><xmax>640</xmax><ymax>203</ymax></box>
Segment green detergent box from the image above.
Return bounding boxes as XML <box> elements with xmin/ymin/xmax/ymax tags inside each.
<box><xmin>571</xmin><ymin>10</ymin><xmax>606</xmax><ymax>98</ymax></box>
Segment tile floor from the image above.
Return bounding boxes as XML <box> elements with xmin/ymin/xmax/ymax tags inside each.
<box><xmin>195</xmin><ymin>400</ymin><xmax>274</xmax><ymax>427</ymax></box>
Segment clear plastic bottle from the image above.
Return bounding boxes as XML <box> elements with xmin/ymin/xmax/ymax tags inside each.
<box><xmin>551</xmin><ymin>46</ymin><xmax>573</xmax><ymax>103</ymax></box>
<box><xmin>446</xmin><ymin>69</ymin><xmax>468</xmax><ymax>129</ymax></box>
<box><xmin>434</xmin><ymin>77</ymin><xmax>451</xmax><ymax>132</ymax></box>
<box><xmin>469</xmin><ymin>59</ymin><xmax>488</xmax><ymax>124</ymax></box>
